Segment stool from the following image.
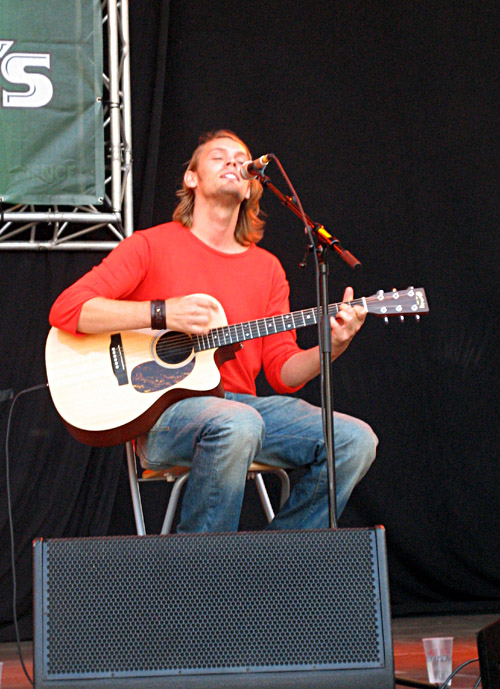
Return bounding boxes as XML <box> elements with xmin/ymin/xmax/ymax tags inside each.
<box><xmin>125</xmin><ymin>441</ymin><xmax>290</xmax><ymax>535</ymax></box>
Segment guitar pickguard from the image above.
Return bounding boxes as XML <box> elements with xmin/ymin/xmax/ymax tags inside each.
<box><xmin>131</xmin><ymin>359</ymin><xmax>195</xmax><ymax>393</ymax></box>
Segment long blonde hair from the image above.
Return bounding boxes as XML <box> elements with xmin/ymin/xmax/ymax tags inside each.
<box><xmin>173</xmin><ymin>130</ymin><xmax>265</xmax><ymax>245</ymax></box>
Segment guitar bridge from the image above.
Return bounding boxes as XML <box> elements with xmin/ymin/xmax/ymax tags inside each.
<box><xmin>109</xmin><ymin>334</ymin><xmax>128</xmax><ymax>386</ymax></box>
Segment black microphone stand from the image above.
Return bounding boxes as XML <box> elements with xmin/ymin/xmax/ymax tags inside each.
<box><xmin>257</xmin><ymin>170</ymin><xmax>361</xmax><ymax>528</ymax></box>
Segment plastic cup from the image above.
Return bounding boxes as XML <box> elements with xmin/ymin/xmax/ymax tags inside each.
<box><xmin>422</xmin><ymin>637</ymin><xmax>453</xmax><ymax>686</ymax></box>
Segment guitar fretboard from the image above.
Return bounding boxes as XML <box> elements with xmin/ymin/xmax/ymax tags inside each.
<box><xmin>193</xmin><ymin>299</ymin><xmax>366</xmax><ymax>352</ymax></box>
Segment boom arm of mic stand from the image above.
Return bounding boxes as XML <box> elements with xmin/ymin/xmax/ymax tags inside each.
<box><xmin>258</xmin><ymin>175</ymin><xmax>362</xmax><ymax>270</ymax></box>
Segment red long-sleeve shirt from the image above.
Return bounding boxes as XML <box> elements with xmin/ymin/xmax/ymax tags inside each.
<box><xmin>49</xmin><ymin>222</ymin><xmax>303</xmax><ymax>395</ymax></box>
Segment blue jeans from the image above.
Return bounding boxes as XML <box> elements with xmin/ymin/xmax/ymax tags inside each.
<box><xmin>138</xmin><ymin>393</ymin><xmax>378</xmax><ymax>533</ymax></box>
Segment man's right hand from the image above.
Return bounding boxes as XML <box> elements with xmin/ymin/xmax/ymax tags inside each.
<box><xmin>165</xmin><ymin>294</ymin><xmax>220</xmax><ymax>335</ymax></box>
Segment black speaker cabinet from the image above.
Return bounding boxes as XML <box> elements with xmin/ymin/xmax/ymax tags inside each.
<box><xmin>477</xmin><ymin>618</ymin><xmax>500</xmax><ymax>689</ymax></box>
<box><xmin>33</xmin><ymin>527</ymin><xmax>395</xmax><ymax>689</ymax></box>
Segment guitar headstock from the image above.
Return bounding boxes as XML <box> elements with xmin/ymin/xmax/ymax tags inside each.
<box><xmin>365</xmin><ymin>287</ymin><xmax>429</xmax><ymax>319</ymax></box>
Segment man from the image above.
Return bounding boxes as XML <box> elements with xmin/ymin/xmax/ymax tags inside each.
<box><xmin>50</xmin><ymin>129</ymin><xmax>377</xmax><ymax>533</ymax></box>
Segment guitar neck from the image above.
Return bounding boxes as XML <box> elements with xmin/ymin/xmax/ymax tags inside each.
<box><xmin>193</xmin><ymin>299</ymin><xmax>366</xmax><ymax>352</ymax></box>
<box><xmin>191</xmin><ymin>287</ymin><xmax>429</xmax><ymax>352</ymax></box>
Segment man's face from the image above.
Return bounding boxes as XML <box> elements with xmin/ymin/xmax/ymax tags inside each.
<box><xmin>185</xmin><ymin>137</ymin><xmax>252</xmax><ymax>205</ymax></box>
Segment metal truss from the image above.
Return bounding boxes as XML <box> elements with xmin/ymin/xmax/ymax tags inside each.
<box><xmin>0</xmin><ymin>0</ymin><xmax>133</xmax><ymax>250</ymax></box>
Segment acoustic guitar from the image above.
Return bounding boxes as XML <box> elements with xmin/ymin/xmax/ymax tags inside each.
<box><xmin>45</xmin><ymin>287</ymin><xmax>428</xmax><ymax>446</ymax></box>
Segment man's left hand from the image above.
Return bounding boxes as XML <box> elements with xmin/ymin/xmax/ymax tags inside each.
<box><xmin>329</xmin><ymin>286</ymin><xmax>367</xmax><ymax>359</ymax></box>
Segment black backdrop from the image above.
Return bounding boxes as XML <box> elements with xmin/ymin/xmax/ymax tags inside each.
<box><xmin>1</xmin><ymin>1</ymin><xmax>500</xmax><ymax>641</ymax></box>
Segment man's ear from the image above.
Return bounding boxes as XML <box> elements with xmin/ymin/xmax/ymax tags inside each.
<box><xmin>184</xmin><ymin>170</ymin><xmax>197</xmax><ymax>189</ymax></box>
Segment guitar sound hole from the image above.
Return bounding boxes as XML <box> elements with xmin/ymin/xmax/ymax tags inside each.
<box><xmin>155</xmin><ymin>331</ymin><xmax>194</xmax><ymax>365</ymax></box>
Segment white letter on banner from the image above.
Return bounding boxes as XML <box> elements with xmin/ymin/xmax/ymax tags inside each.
<box><xmin>1</xmin><ymin>52</ymin><xmax>53</xmax><ymax>108</ymax></box>
<box><xmin>0</xmin><ymin>40</ymin><xmax>14</xmax><ymax>60</ymax></box>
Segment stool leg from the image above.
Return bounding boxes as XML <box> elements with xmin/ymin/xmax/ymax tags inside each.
<box><xmin>160</xmin><ymin>472</ymin><xmax>191</xmax><ymax>535</ymax></box>
<box><xmin>125</xmin><ymin>441</ymin><xmax>146</xmax><ymax>536</ymax></box>
<box><xmin>275</xmin><ymin>469</ymin><xmax>290</xmax><ymax>509</ymax></box>
<box><xmin>254</xmin><ymin>473</ymin><xmax>275</xmax><ymax>523</ymax></box>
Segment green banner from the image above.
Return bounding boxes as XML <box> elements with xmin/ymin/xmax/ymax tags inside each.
<box><xmin>0</xmin><ymin>0</ymin><xmax>104</xmax><ymax>204</ymax></box>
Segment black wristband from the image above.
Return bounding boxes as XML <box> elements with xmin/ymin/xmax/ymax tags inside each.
<box><xmin>151</xmin><ymin>300</ymin><xmax>167</xmax><ymax>330</ymax></box>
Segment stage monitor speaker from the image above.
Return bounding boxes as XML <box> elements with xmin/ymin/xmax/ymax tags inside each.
<box><xmin>477</xmin><ymin>618</ymin><xmax>500</xmax><ymax>689</ymax></box>
<box><xmin>33</xmin><ymin>527</ymin><xmax>395</xmax><ymax>689</ymax></box>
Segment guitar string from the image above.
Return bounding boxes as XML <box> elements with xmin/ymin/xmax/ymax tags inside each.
<box><xmin>153</xmin><ymin>299</ymin><xmax>369</xmax><ymax>360</ymax></box>
<box><xmin>128</xmin><ymin>293</ymin><xmax>419</xmax><ymax>362</ymax></box>
<box><xmin>153</xmin><ymin>295</ymin><xmax>416</xmax><ymax>359</ymax></box>
<box><xmin>163</xmin><ymin>298</ymin><xmax>418</xmax><ymax>361</ymax></box>
<box><xmin>154</xmin><ymin>301</ymin><xmax>365</xmax><ymax>353</ymax></box>
<box><xmin>150</xmin><ymin>291</ymin><xmax>417</xmax><ymax>356</ymax></box>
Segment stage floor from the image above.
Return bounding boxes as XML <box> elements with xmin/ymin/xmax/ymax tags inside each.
<box><xmin>0</xmin><ymin>613</ymin><xmax>497</xmax><ymax>688</ymax></box>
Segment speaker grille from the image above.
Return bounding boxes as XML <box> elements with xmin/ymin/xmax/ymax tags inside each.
<box><xmin>41</xmin><ymin>529</ymin><xmax>386</xmax><ymax>679</ymax></box>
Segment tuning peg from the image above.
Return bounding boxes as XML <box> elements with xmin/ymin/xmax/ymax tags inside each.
<box><xmin>415</xmin><ymin>314</ymin><xmax>420</xmax><ymax>322</ymax></box>
<box><xmin>399</xmin><ymin>315</ymin><xmax>405</xmax><ymax>322</ymax></box>
<box><xmin>384</xmin><ymin>317</ymin><xmax>389</xmax><ymax>325</ymax></box>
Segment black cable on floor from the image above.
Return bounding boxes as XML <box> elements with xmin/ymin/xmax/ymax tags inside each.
<box><xmin>5</xmin><ymin>383</ymin><xmax>48</xmax><ymax>687</ymax></box>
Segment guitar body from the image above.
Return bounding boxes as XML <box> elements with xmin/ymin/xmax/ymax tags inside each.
<box><xmin>45</xmin><ymin>296</ymin><xmax>230</xmax><ymax>446</ymax></box>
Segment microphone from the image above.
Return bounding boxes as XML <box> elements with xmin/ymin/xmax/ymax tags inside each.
<box><xmin>240</xmin><ymin>153</ymin><xmax>273</xmax><ymax>180</ymax></box>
